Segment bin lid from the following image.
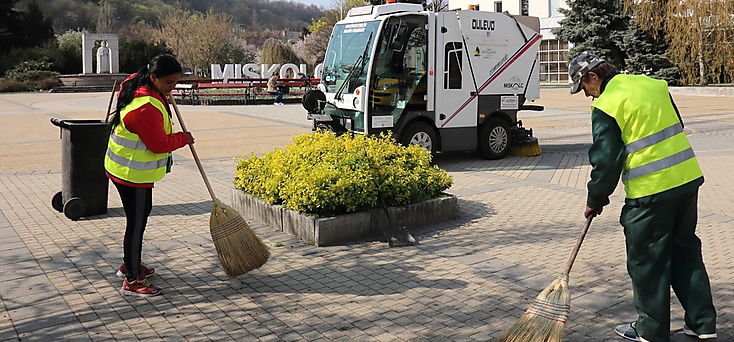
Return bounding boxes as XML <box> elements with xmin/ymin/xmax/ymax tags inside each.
<box><xmin>51</xmin><ymin>119</ymin><xmax>111</xmax><ymax>128</ymax></box>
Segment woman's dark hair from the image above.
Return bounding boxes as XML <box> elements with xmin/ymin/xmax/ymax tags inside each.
<box><xmin>582</xmin><ymin>61</ymin><xmax>618</xmax><ymax>83</ymax></box>
<box><xmin>111</xmin><ymin>54</ymin><xmax>182</xmax><ymax>126</ymax></box>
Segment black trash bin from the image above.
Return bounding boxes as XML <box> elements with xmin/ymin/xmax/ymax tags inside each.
<box><xmin>51</xmin><ymin>119</ymin><xmax>111</xmax><ymax>220</ymax></box>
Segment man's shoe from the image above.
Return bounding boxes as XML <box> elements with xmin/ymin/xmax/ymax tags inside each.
<box><xmin>121</xmin><ymin>277</ymin><xmax>161</xmax><ymax>297</ymax></box>
<box><xmin>683</xmin><ymin>325</ymin><xmax>717</xmax><ymax>339</ymax></box>
<box><xmin>614</xmin><ymin>322</ymin><xmax>651</xmax><ymax>342</ymax></box>
<box><xmin>116</xmin><ymin>264</ymin><xmax>155</xmax><ymax>279</ymax></box>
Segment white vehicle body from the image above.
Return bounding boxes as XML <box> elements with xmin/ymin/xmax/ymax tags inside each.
<box><xmin>304</xmin><ymin>3</ymin><xmax>543</xmax><ymax>159</ymax></box>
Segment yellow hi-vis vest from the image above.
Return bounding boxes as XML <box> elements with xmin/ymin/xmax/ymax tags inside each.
<box><xmin>591</xmin><ymin>74</ymin><xmax>703</xmax><ymax>199</ymax></box>
<box><xmin>104</xmin><ymin>96</ymin><xmax>172</xmax><ymax>183</ymax></box>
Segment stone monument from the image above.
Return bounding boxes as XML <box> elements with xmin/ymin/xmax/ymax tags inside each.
<box><xmin>57</xmin><ymin>33</ymin><xmax>127</xmax><ymax>91</ymax></box>
<box><xmin>96</xmin><ymin>41</ymin><xmax>111</xmax><ymax>74</ymax></box>
<box><xmin>82</xmin><ymin>33</ymin><xmax>119</xmax><ymax>74</ymax></box>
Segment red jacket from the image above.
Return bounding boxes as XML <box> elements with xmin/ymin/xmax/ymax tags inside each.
<box><xmin>108</xmin><ymin>75</ymin><xmax>189</xmax><ymax>188</ymax></box>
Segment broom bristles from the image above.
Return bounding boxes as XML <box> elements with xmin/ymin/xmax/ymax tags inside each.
<box><xmin>509</xmin><ymin>141</ymin><xmax>542</xmax><ymax>157</ymax></box>
<box><xmin>210</xmin><ymin>199</ymin><xmax>270</xmax><ymax>276</ymax></box>
<box><xmin>497</xmin><ymin>278</ymin><xmax>570</xmax><ymax>342</ymax></box>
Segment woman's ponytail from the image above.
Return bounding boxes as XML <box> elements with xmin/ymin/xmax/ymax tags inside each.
<box><xmin>111</xmin><ymin>65</ymin><xmax>152</xmax><ymax>126</ymax></box>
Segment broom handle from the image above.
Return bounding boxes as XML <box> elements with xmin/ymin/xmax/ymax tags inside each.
<box><xmin>563</xmin><ymin>216</ymin><xmax>593</xmax><ymax>277</ymax></box>
<box><xmin>104</xmin><ymin>80</ymin><xmax>118</xmax><ymax>123</ymax></box>
<box><xmin>168</xmin><ymin>94</ymin><xmax>218</xmax><ymax>202</ymax></box>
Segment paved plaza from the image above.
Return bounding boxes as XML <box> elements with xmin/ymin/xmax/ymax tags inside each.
<box><xmin>0</xmin><ymin>89</ymin><xmax>732</xmax><ymax>341</ymax></box>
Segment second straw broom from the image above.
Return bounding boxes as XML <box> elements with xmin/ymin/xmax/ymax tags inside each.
<box><xmin>169</xmin><ymin>94</ymin><xmax>270</xmax><ymax>276</ymax></box>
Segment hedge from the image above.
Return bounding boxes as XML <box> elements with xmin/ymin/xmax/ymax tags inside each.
<box><xmin>234</xmin><ymin>131</ymin><xmax>453</xmax><ymax>217</ymax></box>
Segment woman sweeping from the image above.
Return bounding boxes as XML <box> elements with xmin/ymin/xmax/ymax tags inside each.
<box><xmin>105</xmin><ymin>54</ymin><xmax>193</xmax><ymax>297</ymax></box>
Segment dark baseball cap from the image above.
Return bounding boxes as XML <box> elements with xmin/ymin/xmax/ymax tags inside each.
<box><xmin>569</xmin><ymin>51</ymin><xmax>604</xmax><ymax>94</ymax></box>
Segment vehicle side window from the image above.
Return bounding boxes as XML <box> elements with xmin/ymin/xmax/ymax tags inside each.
<box><xmin>444</xmin><ymin>42</ymin><xmax>463</xmax><ymax>89</ymax></box>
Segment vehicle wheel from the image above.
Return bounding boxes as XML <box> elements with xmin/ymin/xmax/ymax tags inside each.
<box><xmin>52</xmin><ymin>191</ymin><xmax>63</xmax><ymax>212</ymax></box>
<box><xmin>400</xmin><ymin>121</ymin><xmax>438</xmax><ymax>155</ymax></box>
<box><xmin>63</xmin><ymin>197</ymin><xmax>85</xmax><ymax>221</ymax></box>
<box><xmin>479</xmin><ymin>117</ymin><xmax>511</xmax><ymax>160</ymax></box>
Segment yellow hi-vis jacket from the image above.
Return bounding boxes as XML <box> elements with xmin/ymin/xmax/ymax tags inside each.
<box><xmin>104</xmin><ymin>96</ymin><xmax>172</xmax><ymax>183</ymax></box>
<box><xmin>591</xmin><ymin>74</ymin><xmax>703</xmax><ymax>199</ymax></box>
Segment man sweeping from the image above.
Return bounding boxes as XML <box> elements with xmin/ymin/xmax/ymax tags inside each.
<box><xmin>569</xmin><ymin>51</ymin><xmax>717</xmax><ymax>341</ymax></box>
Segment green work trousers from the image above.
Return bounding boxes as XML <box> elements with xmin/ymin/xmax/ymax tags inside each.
<box><xmin>621</xmin><ymin>190</ymin><xmax>716</xmax><ymax>341</ymax></box>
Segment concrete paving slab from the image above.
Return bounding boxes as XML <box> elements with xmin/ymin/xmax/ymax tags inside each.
<box><xmin>0</xmin><ymin>90</ymin><xmax>731</xmax><ymax>341</ymax></box>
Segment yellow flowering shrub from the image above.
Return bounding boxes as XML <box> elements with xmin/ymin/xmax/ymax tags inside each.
<box><xmin>234</xmin><ymin>131</ymin><xmax>453</xmax><ymax>217</ymax></box>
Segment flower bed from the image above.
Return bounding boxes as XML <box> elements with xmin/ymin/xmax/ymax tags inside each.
<box><xmin>232</xmin><ymin>132</ymin><xmax>456</xmax><ymax>245</ymax></box>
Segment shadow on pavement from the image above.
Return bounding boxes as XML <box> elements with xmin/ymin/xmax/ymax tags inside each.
<box><xmin>3</xmin><ymin>221</ymin><xmax>731</xmax><ymax>341</ymax></box>
<box><xmin>434</xmin><ymin>148</ymin><xmax>591</xmax><ymax>174</ymax></box>
<box><xmin>79</xmin><ymin>200</ymin><xmax>213</xmax><ymax>220</ymax></box>
<box><xmin>539</xmin><ymin>143</ymin><xmax>591</xmax><ymax>153</ymax></box>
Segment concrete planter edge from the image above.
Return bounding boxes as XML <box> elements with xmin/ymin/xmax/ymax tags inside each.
<box><xmin>231</xmin><ymin>189</ymin><xmax>457</xmax><ymax>247</ymax></box>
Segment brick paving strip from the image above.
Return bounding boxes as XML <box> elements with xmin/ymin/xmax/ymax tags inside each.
<box><xmin>0</xmin><ymin>90</ymin><xmax>731</xmax><ymax>341</ymax></box>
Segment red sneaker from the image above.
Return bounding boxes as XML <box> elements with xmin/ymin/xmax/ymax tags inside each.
<box><xmin>116</xmin><ymin>264</ymin><xmax>155</xmax><ymax>279</ymax></box>
<box><xmin>121</xmin><ymin>277</ymin><xmax>161</xmax><ymax>297</ymax></box>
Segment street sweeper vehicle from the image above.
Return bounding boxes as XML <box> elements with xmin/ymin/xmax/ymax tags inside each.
<box><xmin>302</xmin><ymin>2</ymin><xmax>544</xmax><ymax>159</ymax></box>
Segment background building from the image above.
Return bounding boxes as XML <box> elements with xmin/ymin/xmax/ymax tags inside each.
<box><xmin>448</xmin><ymin>0</ymin><xmax>570</xmax><ymax>84</ymax></box>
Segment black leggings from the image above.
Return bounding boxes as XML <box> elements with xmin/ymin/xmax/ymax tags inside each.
<box><xmin>114</xmin><ymin>182</ymin><xmax>153</xmax><ymax>281</ymax></box>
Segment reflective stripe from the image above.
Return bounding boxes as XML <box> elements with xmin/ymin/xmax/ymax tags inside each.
<box><xmin>625</xmin><ymin>122</ymin><xmax>684</xmax><ymax>155</ymax></box>
<box><xmin>622</xmin><ymin>147</ymin><xmax>696</xmax><ymax>181</ymax></box>
<box><xmin>110</xmin><ymin>133</ymin><xmax>148</xmax><ymax>151</ymax></box>
<box><xmin>106</xmin><ymin>149</ymin><xmax>168</xmax><ymax>170</ymax></box>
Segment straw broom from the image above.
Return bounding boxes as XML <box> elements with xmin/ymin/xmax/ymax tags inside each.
<box><xmin>498</xmin><ymin>216</ymin><xmax>594</xmax><ymax>342</ymax></box>
<box><xmin>168</xmin><ymin>94</ymin><xmax>270</xmax><ymax>276</ymax></box>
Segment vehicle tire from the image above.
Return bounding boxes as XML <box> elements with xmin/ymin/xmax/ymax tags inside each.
<box><xmin>52</xmin><ymin>191</ymin><xmax>63</xmax><ymax>212</ymax></box>
<box><xmin>63</xmin><ymin>197</ymin><xmax>85</xmax><ymax>221</ymax></box>
<box><xmin>400</xmin><ymin>121</ymin><xmax>438</xmax><ymax>155</ymax></box>
<box><xmin>479</xmin><ymin>117</ymin><xmax>511</xmax><ymax>160</ymax></box>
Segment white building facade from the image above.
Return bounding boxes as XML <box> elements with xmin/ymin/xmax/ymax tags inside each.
<box><xmin>448</xmin><ymin>0</ymin><xmax>570</xmax><ymax>84</ymax></box>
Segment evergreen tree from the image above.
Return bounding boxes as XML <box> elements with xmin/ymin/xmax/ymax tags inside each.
<box><xmin>552</xmin><ymin>0</ymin><xmax>629</xmax><ymax>70</ymax></box>
<box><xmin>0</xmin><ymin>0</ymin><xmax>24</xmax><ymax>52</ymax></box>
<box><xmin>0</xmin><ymin>0</ymin><xmax>54</xmax><ymax>52</ymax></box>
<box><xmin>20</xmin><ymin>1</ymin><xmax>54</xmax><ymax>45</ymax></box>
<box><xmin>118</xmin><ymin>38</ymin><xmax>173</xmax><ymax>73</ymax></box>
<box><xmin>622</xmin><ymin>18</ymin><xmax>680</xmax><ymax>85</ymax></box>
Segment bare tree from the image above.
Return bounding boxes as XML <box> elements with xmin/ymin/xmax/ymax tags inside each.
<box><xmin>192</xmin><ymin>10</ymin><xmax>239</xmax><ymax>70</ymax></box>
<box><xmin>96</xmin><ymin>0</ymin><xmax>117</xmax><ymax>33</ymax></box>
<box><xmin>155</xmin><ymin>9</ymin><xmax>241</xmax><ymax>75</ymax></box>
<box><xmin>625</xmin><ymin>0</ymin><xmax>734</xmax><ymax>85</ymax></box>
<box><xmin>426</xmin><ymin>0</ymin><xmax>449</xmax><ymax>12</ymax></box>
<box><xmin>293</xmin><ymin>29</ymin><xmax>331</xmax><ymax>69</ymax></box>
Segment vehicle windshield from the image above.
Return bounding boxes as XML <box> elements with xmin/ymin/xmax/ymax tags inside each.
<box><xmin>322</xmin><ymin>21</ymin><xmax>380</xmax><ymax>93</ymax></box>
